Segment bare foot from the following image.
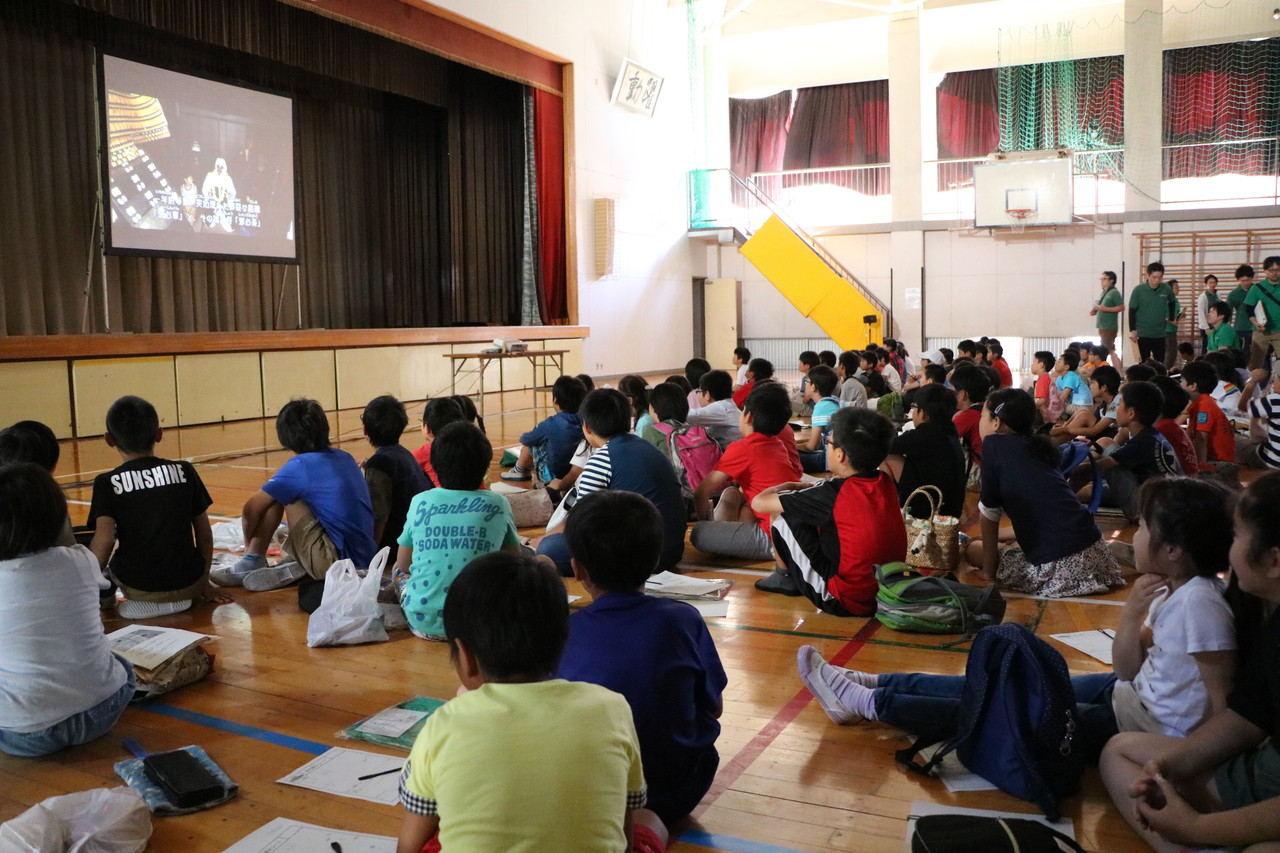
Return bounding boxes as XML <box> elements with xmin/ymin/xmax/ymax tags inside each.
<box><xmin>198</xmin><ymin>582</ymin><xmax>233</xmax><ymax>605</ymax></box>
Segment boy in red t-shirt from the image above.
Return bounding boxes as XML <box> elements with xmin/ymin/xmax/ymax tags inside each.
<box><xmin>950</xmin><ymin>364</ymin><xmax>991</xmax><ymax>466</ymax></box>
<box><xmin>731</xmin><ymin>358</ymin><xmax>773</xmax><ymax>408</ymax></box>
<box><xmin>412</xmin><ymin>398</ymin><xmax>464</xmax><ymax>486</ymax></box>
<box><xmin>1181</xmin><ymin>361</ymin><xmax>1237</xmax><ymax>470</ymax></box>
<box><xmin>691</xmin><ymin>382</ymin><xmax>801</xmax><ymax>565</ymax></box>
<box><xmin>1150</xmin><ymin>376</ymin><xmax>1199</xmax><ymax>479</ymax></box>
<box><xmin>751</xmin><ymin>407</ymin><xmax>907</xmax><ymax>613</ymax></box>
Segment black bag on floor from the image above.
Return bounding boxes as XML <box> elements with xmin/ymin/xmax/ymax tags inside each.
<box><xmin>911</xmin><ymin>814</ymin><xmax>1085</xmax><ymax>853</ymax></box>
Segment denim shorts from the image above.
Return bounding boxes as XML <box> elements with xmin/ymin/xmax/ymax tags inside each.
<box><xmin>0</xmin><ymin>654</ymin><xmax>136</xmax><ymax>757</ymax></box>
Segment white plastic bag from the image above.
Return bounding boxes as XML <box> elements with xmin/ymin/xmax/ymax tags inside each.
<box><xmin>306</xmin><ymin>547</ymin><xmax>390</xmax><ymax>647</ymax></box>
<box><xmin>0</xmin><ymin>787</ymin><xmax>151</xmax><ymax>853</ymax></box>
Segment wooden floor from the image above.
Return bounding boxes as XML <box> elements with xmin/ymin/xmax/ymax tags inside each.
<box><xmin>1</xmin><ymin>385</ymin><xmax>1152</xmax><ymax>853</ymax></box>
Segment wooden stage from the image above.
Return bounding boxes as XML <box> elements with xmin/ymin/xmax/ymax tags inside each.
<box><xmin>0</xmin><ymin>386</ymin><xmax>1149</xmax><ymax>853</ymax></box>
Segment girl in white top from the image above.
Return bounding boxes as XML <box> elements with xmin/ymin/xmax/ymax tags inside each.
<box><xmin>796</xmin><ymin>476</ymin><xmax>1240</xmax><ymax>760</ymax></box>
<box><xmin>0</xmin><ymin>463</ymin><xmax>134</xmax><ymax>757</ymax></box>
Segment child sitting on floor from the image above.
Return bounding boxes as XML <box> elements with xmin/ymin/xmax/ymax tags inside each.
<box><xmin>0</xmin><ymin>464</ymin><xmax>136</xmax><ymax>757</ymax></box>
<box><xmin>751</xmin><ymin>407</ymin><xmax>905</xmax><ymax>611</ymax></box>
<box><xmin>1181</xmin><ymin>360</ymin><xmax>1238</xmax><ymax>472</ymax></box>
<box><xmin>1236</xmin><ymin>369</ymin><xmax>1280</xmax><ymax>470</ymax></box>
<box><xmin>396</xmin><ymin>550</ymin><xmax>659</xmax><ymax>853</ymax></box>
<box><xmin>796</xmin><ymin>365</ymin><xmax>842</xmax><ymax>473</ymax></box>
<box><xmin>1150</xmin><ymin>376</ymin><xmax>1200</xmax><ymax>480</ymax></box>
<box><xmin>691</xmin><ymin>383</ymin><xmax>802</xmax><ymax>566</ymax></box>
<box><xmin>969</xmin><ymin>388</ymin><xmax>1124</xmax><ymax>597</ymax></box>
<box><xmin>88</xmin><ymin>395</ymin><xmax>225</xmax><ymax>620</ymax></box>
<box><xmin>557</xmin><ymin>491</ymin><xmax>727</xmax><ymax>827</ymax></box>
<box><xmin>732</xmin><ymin>358</ymin><xmax>773</xmax><ymax>408</ymax></box>
<box><xmin>1099</xmin><ymin>472</ymin><xmax>1280</xmax><ymax>853</ymax></box>
<box><xmin>798</xmin><ymin>476</ymin><xmax>1239</xmax><ymax>764</ymax></box>
<box><xmin>1093</xmin><ymin>381</ymin><xmax>1183</xmax><ymax>521</ymax></box>
<box><xmin>537</xmin><ymin>389</ymin><xmax>686</xmax><ymax>575</ymax></box>
<box><xmin>502</xmin><ymin>375</ymin><xmax>586</xmax><ymax>484</ymax></box>
<box><xmin>0</xmin><ymin>419</ymin><xmax>76</xmax><ymax>547</ymax></box>
<box><xmin>395</xmin><ymin>422</ymin><xmax>519</xmax><ymax>641</ymax></box>
<box><xmin>214</xmin><ymin>398</ymin><xmax>377</xmax><ymax>613</ymax></box>
<box><xmin>686</xmin><ymin>369</ymin><xmax>742</xmax><ymax>450</ymax></box>
<box><xmin>413</xmin><ymin>398</ymin><xmax>464</xmax><ymax>486</ymax></box>
<box><xmin>361</xmin><ymin>395</ymin><xmax>431</xmax><ymax>553</ymax></box>
<box><xmin>1052</xmin><ymin>365</ymin><xmax>1122</xmax><ymax>446</ymax></box>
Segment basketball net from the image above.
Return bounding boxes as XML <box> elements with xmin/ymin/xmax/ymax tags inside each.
<box><xmin>1006</xmin><ymin>209</ymin><xmax>1035</xmax><ymax>234</ymax></box>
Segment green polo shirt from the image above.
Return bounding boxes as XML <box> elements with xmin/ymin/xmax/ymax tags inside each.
<box><xmin>1129</xmin><ymin>282</ymin><xmax>1176</xmax><ymax>338</ymax></box>
<box><xmin>1243</xmin><ymin>280</ymin><xmax>1280</xmax><ymax>334</ymax></box>
<box><xmin>1096</xmin><ymin>286</ymin><xmax>1123</xmax><ymax>331</ymax></box>
<box><xmin>1228</xmin><ymin>285</ymin><xmax>1254</xmax><ymax>333</ymax></box>
<box><xmin>1206</xmin><ymin>323</ymin><xmax>1239</xmax><ymax>351</ymax></box>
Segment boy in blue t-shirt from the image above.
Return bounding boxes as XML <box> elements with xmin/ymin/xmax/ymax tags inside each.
<box><xmin>213</xmin><ymin>398</ymin><xmax>377</xmax><ymax>613</ymax></box>
<box><xmin>1055</xmin><ymin>349</ymin><xmax>1093</xmax><ymax>414</ymax></box>
<box><xmin>558</xmin><ymin>490</ymin><xmax>726</xmax><ymax>827</ymax></box>
<box><xmin>797</xmin><ymin>365</ymin><xmax>841</xmax><ymax>473</ymax></box>
<box><xmin>501</xmin><ymin>376</ymin><xmax>586</xmax><ymax>484</ymax></box>
<box><xmin>396</xmin><ymin>422</ymin><xmax>520</xmax><ymax>640</ymax></box>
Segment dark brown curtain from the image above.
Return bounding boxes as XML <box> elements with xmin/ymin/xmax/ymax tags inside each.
<box><xmin>729</xmin><ymin>91</ymin><xmax>792</xmax><ymax>178</ymax></box>
<box><xmin>448</xmin><ymin>66</ymin><xmax>525</xmax><ymax>327</ymax></box>
<box><xmin>0</xmin><ymin>0</ymin><xmax>517</xmax><ymax>335</ymax></box>
<box><xmin>935</xmin><ymin>69</ymin><xmax>1000</xmax><ymax>191</ymax></box>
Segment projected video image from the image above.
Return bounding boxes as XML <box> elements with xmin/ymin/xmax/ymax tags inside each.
<box><xmin>102</xmin><ymin>55</ymin><xmax>296</xmax><ymax>262</ymax></box>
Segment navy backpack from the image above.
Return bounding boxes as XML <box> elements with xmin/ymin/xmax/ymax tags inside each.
<box><xmin>894</xmin><ymin>624</ymin><xmax>1083</xmax><ymax>820</ymax></box>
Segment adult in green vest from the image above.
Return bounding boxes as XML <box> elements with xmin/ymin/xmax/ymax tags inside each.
<box><xmin>1226</xmin><ymin>264</ymin><xmax>1255</xmax><ymax>354</ymax></box>
<box><xmin>1091</xmin><ymin>270</ymin><xmax>1125</xmax><ymax>368</ymax></box>
<box><xmin>1239</xmin><ymin>255</ymin><xmax>1280</xmax><ymax>412</ymax></box>
<box><xmin>1195</xmin><ymin>274</ymin><xmax>1220</xmax><ymax>354</ymax></box>
<box><xmin>1128</xmin><ymin>261</ymin><xmax>1177</xmax><ymax>364</ymax></box>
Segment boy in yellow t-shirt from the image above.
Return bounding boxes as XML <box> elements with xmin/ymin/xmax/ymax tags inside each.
<box><xmin>396</xmin><ymin>551</ymin><xmax>659</xmax><ymax>853</ymax></box>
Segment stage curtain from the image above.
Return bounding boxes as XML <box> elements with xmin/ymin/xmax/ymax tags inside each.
<box><xmin>935</xmin><ymin>69</ymin><xmax>999</xmax><ymax>191</ymax></box>
<box><xmin>729</xmin><ymin>92</ymin><xmax>792</xmax><ymax>178</ymax></box>
<box><xmin>782</xmin><ymin>81</ymin><xmax>889</xmax><ymax>195</ymax></box>
<box><xmin>532</xmin><ymin>88</ymin><xmax>567</xmax><ymax>322</ymax></box>
<box><xmin>1163</xmin><ymin>39</ymin><xmax>1280</xmax><ymax>179</ymax></box>
<box><xmin>447</xmin><ymin>66</ymin><xmax>526</xmax><ymax>326</ymax></box>
<box><xmin>0</xmin><ymin>1</ymin><xmax>520</xmax><ymax>335</ymax></box>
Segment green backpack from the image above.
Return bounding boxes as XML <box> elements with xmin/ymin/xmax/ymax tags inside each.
<box><xmin>874</xmin><ymin>563</ymin><xmax>1005</xmax><ymax>636</ymax></box>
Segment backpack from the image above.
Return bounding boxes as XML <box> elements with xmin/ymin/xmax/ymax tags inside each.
<box><xmin>895</xmin><ymin>624</ymin><xmax>1084</xmax><ymax>821</ymax></box>
<box><xmin>911</xmin><ymin>814</ymin><xmax>1085</xmax><ymax>853</ymax></box>
<box><xmin>652</xmin><ymin>422</ymin><xmax>722</xmax><ymax>499</ymax></box>
<box><xmin>1058</xmin><ymin>440</ymin><xmax>1102</xmax><ymax>514</ymax></box>
<box><xmin>1045</xmin><ymin>376</ymin><xmax>1066</xmax><ymax>422</ymax></box>
<box><xmin>874</xmin><ymin>563</ymin><xmax>1005</xmax><ymax>637</ymax></box>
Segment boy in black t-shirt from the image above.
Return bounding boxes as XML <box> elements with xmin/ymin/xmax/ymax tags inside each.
<box><xmin>1090</xmin><ymin>381</ymin><xmax>1180</xmax><ymax>520</ymax></box>
<box><xmin>88</xmin><ymin>396</ymin><xmax>226</xmax><ymax>620</ymax></box>
<box><xmin>361</xmin><ymin>395</ymin><xmax>432</xmax><ymax>552</ymax></box>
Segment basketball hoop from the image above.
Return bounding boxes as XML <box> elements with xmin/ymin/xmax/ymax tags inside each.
<box><xmin>1006</xmin><ymin>208</ymin><xmax>1036</xmax><ymax>234</ymax></box>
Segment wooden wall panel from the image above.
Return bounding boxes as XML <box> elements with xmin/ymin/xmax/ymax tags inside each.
<box><xmin>176</xmin><ymin>354</ymin><xmax>265</xmax><ymax>427</ymax></box>
<box><xmin>262</xmin><ymin>350</ymin><xmax>337</xmax><ymax>417</ymax></box>
<box><xmin>397</xmin><ymin>345</ymin><xmax>454</xmax><ymax>404</ymax></box>
<box><xmin>72</xmin><ymin>357</ymin><xmax>176</xmax><ymax>437</ymax></box>
<box><xmin>336</xmin><ymin>348</ymin><xmax>402</xmax><ymax>410</ymax></box>
<box><xmin>0</xmin><ymin>362</ymin><xmax>73</xmax><ymax>439</ymax></box>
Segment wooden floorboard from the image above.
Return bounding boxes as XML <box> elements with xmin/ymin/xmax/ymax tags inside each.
<box><xmin>1</xmin><ymin>383</ymin><xmax>1156</xmax><ymax>852</ymax></box>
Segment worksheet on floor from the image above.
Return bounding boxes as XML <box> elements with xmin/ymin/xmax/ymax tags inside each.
<box><xmin>220</xmin><ymin>817</ymin><xmax>396</xmax><ymax>853</ymax></box>
<box><xmin>277</xmin><ymin>747</ymin><xmax>404</xmax><ymax>805</ymax></box>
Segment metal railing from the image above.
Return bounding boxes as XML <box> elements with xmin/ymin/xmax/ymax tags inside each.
<box><xmin>749</xmin><ymin>165</ymin><xmax>892</xmax><ymax>225</ymax></box>
<box><xmin>688</xmin><ymin>168</ymin><xmax>891</xmax><ymax>318</ymax></box>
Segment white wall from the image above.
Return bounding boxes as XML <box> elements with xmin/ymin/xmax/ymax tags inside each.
<box><xmin>427</xmin><ymin>0</ymin><xmax>698</xmax><ymax>375</ymax></box>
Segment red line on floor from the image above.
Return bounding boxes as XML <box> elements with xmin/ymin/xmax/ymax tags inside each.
<box><xmin>693</xmin><ymin>618</ymin><xmax>882</xmax><ymax>817</ymax></box>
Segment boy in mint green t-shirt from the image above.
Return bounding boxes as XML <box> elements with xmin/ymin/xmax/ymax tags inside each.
<box><xmin>394</xmin><ymin>422</ymin><xmax>519</xmax><ymax>640</ymax></box>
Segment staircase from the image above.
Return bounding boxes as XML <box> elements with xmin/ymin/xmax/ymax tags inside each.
<box><xmin>688</xmin><ymin>169</ymin><xmax>890</xmax><ymax>351</ymax></box>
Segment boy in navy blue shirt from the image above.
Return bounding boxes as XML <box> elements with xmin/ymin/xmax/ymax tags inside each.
<box><xmin>501</xmin><ymin>376</ymin><xmax>586</xmax><ymax>484</ymax></box>
<box><xmin>558</xmin><ymin>490</ymin><xmax>726</xmax><ymax>827</ymax></box>
<box><xmin>360</xmin><ymin>395</ymin><xmax>431</xmax><ymax>553</ymax></box>
<box><xmin>1092</xmin><ymin>381</ymin><xmax>1181</xmax><ymax>520</ymax></box>
<box><xmin>536</xmin><ymin>389</ymin><xmax>686</xmax><ymax>575</ymax></box>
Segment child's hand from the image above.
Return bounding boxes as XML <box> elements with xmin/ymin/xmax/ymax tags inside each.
<box><xmin>1123</xmin><ymin>572</ymin><xmax>1167</xmax><ymax>619</ymax></box>
<box><xmin>1134</xmin><ymin>774</ymin><xmax>1205</xmax><ymax>844</ymax></box>
<box><xmin>199</xmin><ymin>582</ymin><xmax>233</xmax><ymax>605</ymax></box>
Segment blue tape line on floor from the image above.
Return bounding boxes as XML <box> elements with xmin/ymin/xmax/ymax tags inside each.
<box><xmin>676</xmin><ymin>830</ymin><xmax>810</xmax><ymax>853</ymax></box>
<box><xmin>134</xmin><ymin>703</ymin><xmax>331</xmax><ymax>755</ymax></box>
<box><xmin>136</xmin><ymin>705</ymin><xmax>814</xmax><ymax>853</ymax></box>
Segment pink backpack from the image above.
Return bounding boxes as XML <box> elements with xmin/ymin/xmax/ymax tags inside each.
<box><xmin>652</xmin><ymin>422</ymin><xmax>722</xmax><ymax>498</ymax></box>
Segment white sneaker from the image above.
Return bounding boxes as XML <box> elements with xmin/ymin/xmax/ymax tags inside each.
<box><xmin>210</xmin><ymin>554</ymin><xmax>267</xmax><ymax>587</ymax></box>
<box><xmin>796</xmin><ymin>645</ymin><xmax>860</xmax><ymax>725</ymax></box>
<box><xmin>116</xmin><ymin>599</ymin><xmax>193</xmax><ymax>620</ymax></box>
<box><xmin>243</xmin><ymin>561</ymin><xmax>306</xmax><ymax>591</ymax></box>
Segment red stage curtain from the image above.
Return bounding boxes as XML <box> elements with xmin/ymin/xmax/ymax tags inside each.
<box><xmin>729</xmin><ymin>91</ymin><xmax>792</xmax><ymax>178</ymax></box>
<box><xmin>532</xmin><ymin>88</ymin><xmax>567</xmax><ymax>322</ymax></box>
